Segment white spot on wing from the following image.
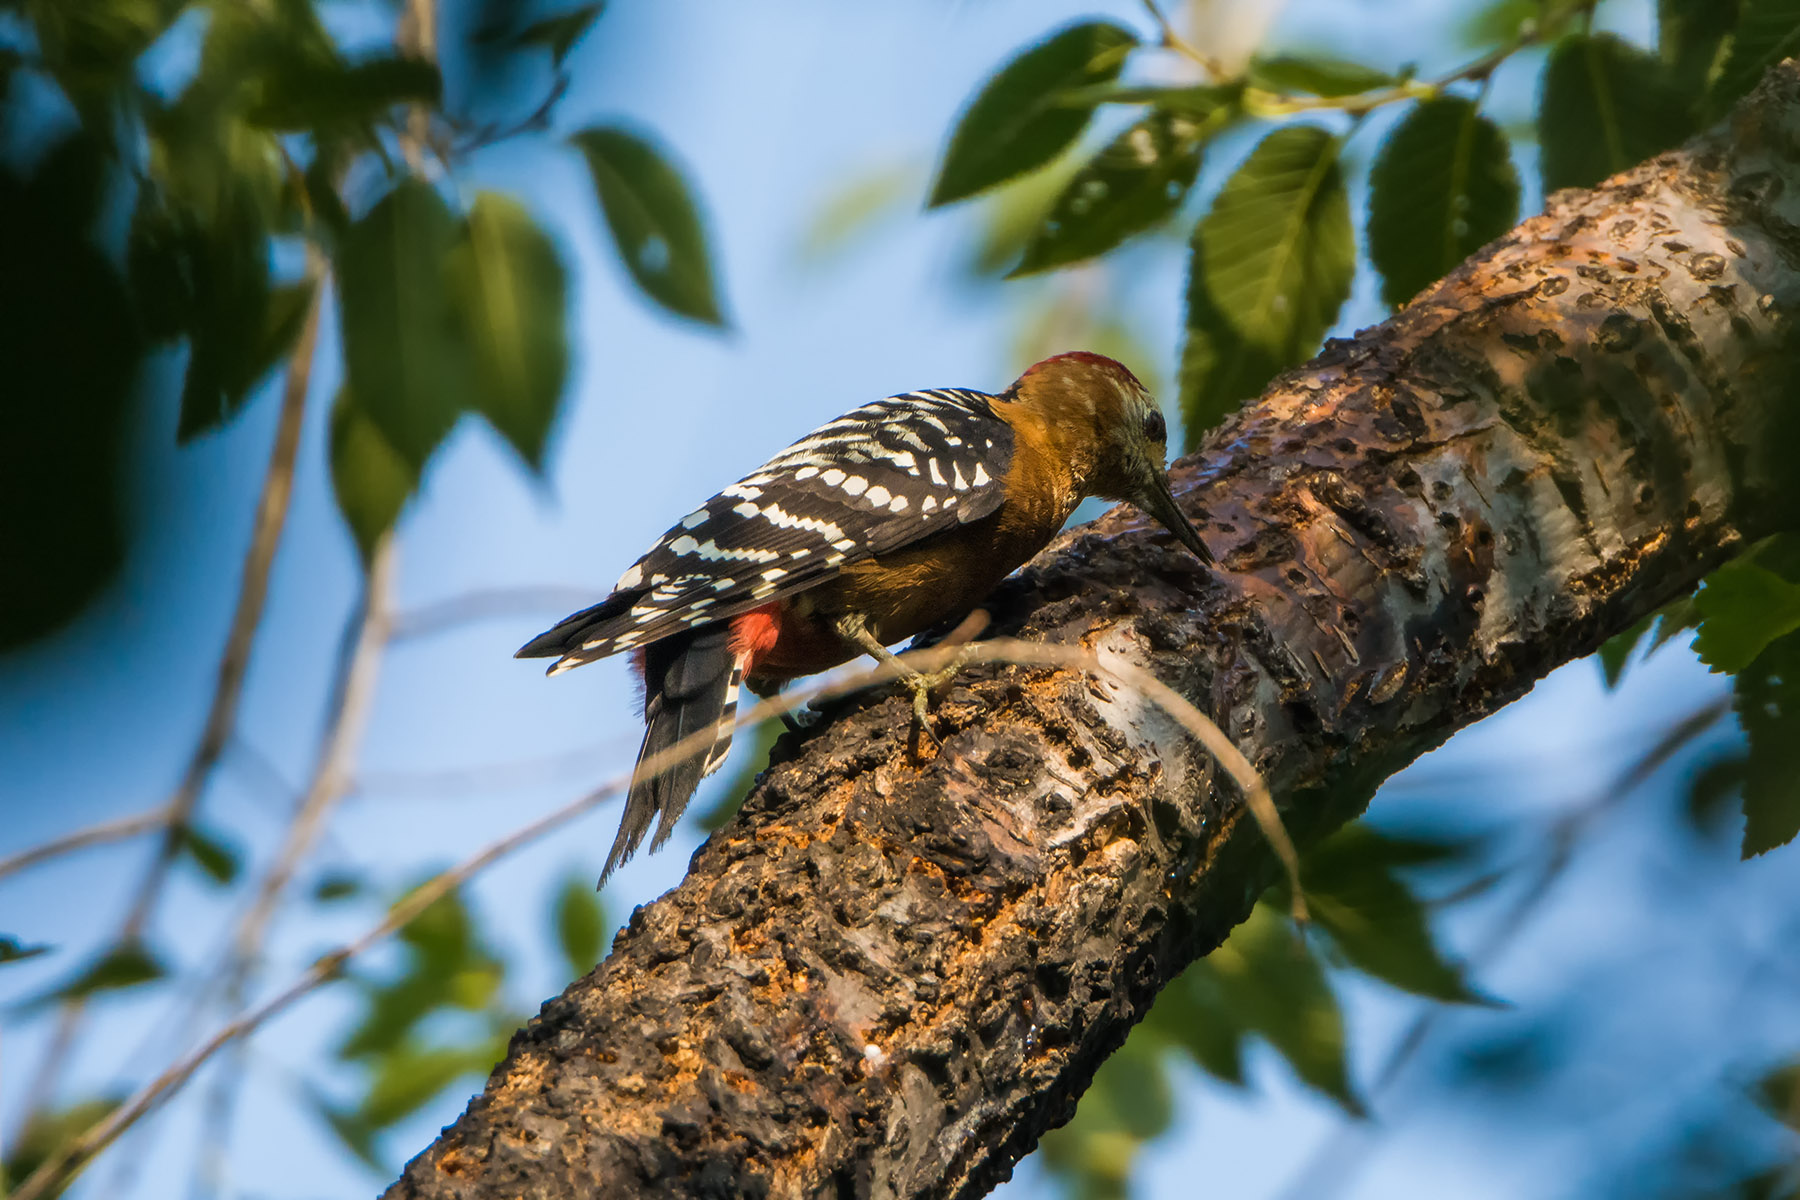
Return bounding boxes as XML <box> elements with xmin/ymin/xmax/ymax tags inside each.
<box><xmin>682</xmin><ymin>509</ymin><xmax>709</xmax><ymax>529</ymax></box>
<box><xmin>971</xmin><ymin>463</ymin><xmax>990</xmax><ymax>486</ymax></box>
<box><xmin>842</xmin><ymin>475</ymin><xmax>868</xmax><ymax>496</ymax></box>
<box><xmin>866</xmin><ymin>485</ymin><xmax>891</xmax><ymax>506</ymax></box>
<box><xmin>616</xmin><ymin>564</ymin><xmax>643</xmax><ymax>589</ymax></box>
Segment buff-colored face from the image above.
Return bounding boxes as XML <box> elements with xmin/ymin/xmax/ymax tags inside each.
<box><xmin>1010</xmin><ymin>352</ymin><xmax>1211</xmax><ymax>563</ymax></box>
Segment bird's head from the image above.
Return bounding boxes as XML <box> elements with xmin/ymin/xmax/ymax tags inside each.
<box><xmin>1007</xmin><ymin>351</ymin><xmax>1212</xmax><ymax>563</ymax></box>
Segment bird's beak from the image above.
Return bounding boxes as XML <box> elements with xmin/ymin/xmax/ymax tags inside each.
<box><xmin>1136</xmin><ymin>472</ymin><xmax>1212</xmax><ymax>564</ymax></box>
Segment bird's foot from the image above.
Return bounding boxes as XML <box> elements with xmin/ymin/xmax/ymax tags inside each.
<box><xmin>900</xmin><ymin>644</ymin><xmax>982</xmax><ymax>751</ymax></box>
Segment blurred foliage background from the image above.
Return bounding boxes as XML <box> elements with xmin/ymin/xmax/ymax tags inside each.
<box><xmin>1</xmin><ymin>1</ymin><xmax>1798</xmax><ymax>1198</ymax></box>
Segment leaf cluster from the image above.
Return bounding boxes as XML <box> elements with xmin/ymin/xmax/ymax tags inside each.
<box><xmin>313</xmin><ymin>874</ymin><xmax>604</xmax><ymax>1169</ymax></box>
<box><xmin>1041</xmin><ymin>827</ymin><xmax>1486</xmax><ymax>1196</ymax></box>
<box><xmin>0</xmin><ymin>0</ymin><xmax>731</xmax><ymax>594</ymax></box>
<box><xmin>928</xmin><ymin>2</ymin><xmax>1779</xmax><ymax>450</ymax></box>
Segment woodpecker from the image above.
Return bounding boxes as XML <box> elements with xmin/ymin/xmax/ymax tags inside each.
<box><xmin>518</xmin><ymin>352</ymin><xmax>1210</xmax><ymax>881</ymax></box>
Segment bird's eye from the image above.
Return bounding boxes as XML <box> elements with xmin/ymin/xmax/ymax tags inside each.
<box><xmin>1142</xmin><ymin>410</ymin><xmax>1167</xmax><ymax>442</ymax></box>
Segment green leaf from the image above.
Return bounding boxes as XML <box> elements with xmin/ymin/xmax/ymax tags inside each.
<box><xmin>571</xmin><ymin>125</ymin><xmax>728</xmax><ymax>326</ymax></box>
<box><xmin>329</xmin><ymin>389</ymin><xmax>418</xmax><ymax>563</ymax></box>
<box><xmin>30</xmin><ymin>943</ymin><xmax>166</xmax><ymax>1008</ymax></box>
<box><xmin>963</xmin><ymin>155</ymin><xmax>1082</xmax><ymax>278</ymax></box>
<box><xmin>248</xmin><ymin>280</ymin><xmax>317</xmax><ymax>386</ymax></box>
<box><xmin>928</xmin><ymin>21</ymin><xmax>1139</xmax><ymax>207</ymax></box>
<box><xmin>1597</xmin><ymin>613</ymin><xmax>1654</xmax><ymax>688</ymax></box>
<box><xmin>1460</xmin><ymin>0</ymin><xmax>1545</xmax><ymax>50</ymax></box>
<box><xmin>1660</xmin><ymin>0</ymin><xmax>1742</xmax><ymax>97</ymax></box>
<box><xmin>1734</xmin><ymin>632</ymin><xmax>1800</xmax><ymax>858</ymax></box>
<box><xmin>128</xmin><ymin>152</ymin><xmax>294</xmax><ymax>442</ymax></box>
<box><xmin>336</xmin><ymin>178</ymin><xmax>473</xmax><ymax>468</ymax></box>
<box><xmin>313</xmin><ymin>1097</ymin><xmax>382</xmax><ymax>1171</ymax></box>
<box><xmin>1291</xmin><ymin>826</ymin><xmax>1486</xmax><ymax>1003</ymax></box>
<box><xmin>1368</xmin><ymin>97</ymin><xmax>1520</xmax><ymax>307</ymax></box>
<box><xmin>176</xmin><ymin>823</ymin><xmax>242</xmax><ymax>886</ymax></box>
<box><xmin>1708</xmin><ymin>0</ymin><xmax>1798</xmax><ymax>115</ymax></box>
<box><xmin>553</xmin><ymin>874</ymin><xmax>607</xmax><ymax>976</ymax></box>
<box><xmin>30</xmin><ymin>0</ymin><xmax>184</xmax><ymax>108</ymax></box>
<box><xmin>476</xmin><ymin>3</ymin><xmax>607</xmax><ymax>66</ymax></box>
<box><xmin>3</xmin><ymin>1097</ymin><xmax>122</xmax><ymax>1190</ymax></box>
<box><xmin>444</xmin><ymin>194</ymin><xmax>569</xmax><ymax>471</ymax></box>
<box><xmin>0</xmin><ymin>936</ymin><xmax>52</xmax><ymax>965</ymax></box>
<box><xmin>1009</xmin><ymin>109</ymin><xmax>1209</xmax><ymax>277</ymax></box>
<box><xmin>1538</xmin><ymin>34</ymin><xmax>1695</xmax><ymax>194</ymax></box>
<box><xmin>1190</xmin><ymin>903</ymin><xmax>1363</xmax><ymax>1112</ymax></box>
<box><xmin>249</xmin><ymin>54</ymin><xmax>442</xmax><ymax>131</ymax></box>
<box><xmin>395</xmin><ymin>884</ymin><xmax>478</xmax><ymax>971</ymax></box>
<box><xmin>1038</xmin><ymin>1032</ymin><xmax>1173</xmax><ymax>1196</ymax></box>
<box><xmin>338</xmin><ymin>886</ymin><xmax>500</xmax><ymax>1060</ymax></box>
<box><xmin>357</xmin><ymin>1044</ymin><xmax>490</xmax><ymax>1129</ymax></box>
<box><xmin>1693</xmin><ymin>561</ymin><xmax>1800</xmax><ymax>673</ymax></box>
<box><xmin>1054</xmin><ymin>82</ymin><xmax>1241</xmax><ymax>117</ymax></box>
<box><xmin>1181</xmin><ymin>124</ymin><xmax>1353</xmax><ymax>443</ymax></box>
<box><xmin>1649</xmin><ymin>591</ymin><xmax>1703</xmax><ymax>652</ymax></box>
<box><xmin>314</xmin><ymin>871</ymin><xmax>365</xmax><ymax>903</ymax></box>
<box><xmin>798</xmin><ymin>162</ymin><xmax>917</xmax><ymax>264</ymax></box>
<box><xmin>1248</xmin><ymin>54</ymin><xmax>1398</xmax><ymax>97</ymax></box>
<box><xmin>1757</xmin><ymin>1058</ymin><xmax>1800</xmax><ymax>1131</ymax></box>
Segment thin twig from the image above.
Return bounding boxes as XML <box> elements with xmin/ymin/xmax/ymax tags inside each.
<box><xmin>0</xmin><ymin>809</ymin><xmax>169</xmax><ymax>883</ymax></box>
<box><xmin>1139</xmin><ymin>0</ymin><xmax>1220</xmax><ymax>76</ymax></box>
<box><xmin>10</xmin><ymin>634</ymin><xmax>1274</xmax><ymax>1200</ymax></box>
<box><xmin>1249</xmin><ymin>0</ymin><xmax>1599</xmax><ymax>118</ymax></box>
<box><xmin>16</xmin><ymin>246</ymin><xmax>327</xmax><ymax>1129</ymax></box>
<box><xmin>388</xmin><ymin>585</ymin><xmax>603</xmax><ymax>643</ymax></box>
<box><xmin>192</xmin><ymin>538</ymin><xmax>396</xmax><ymax>1200</ymax></box>
<box><xmin>398</xmin><ymin>0</ymin><xmax>438</xmax><ymax>173</ymax></box>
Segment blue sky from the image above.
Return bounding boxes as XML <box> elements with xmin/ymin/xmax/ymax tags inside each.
<box><xmin>6</xmin><ymin>2</ymin><xmax>1798</xmax><ymax>1198</ymax></box>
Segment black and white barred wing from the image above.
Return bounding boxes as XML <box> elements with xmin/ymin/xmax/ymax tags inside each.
<box><xmin>517</xmin><ymin>389</ymin><xmax>1016</xmax><ymax>672</ymax></box>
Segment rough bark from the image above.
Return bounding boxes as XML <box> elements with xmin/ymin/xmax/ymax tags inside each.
<box><xmin>389</xmin><ymin>66</ymin><xmax>1800</xmax><ymax>1200</ymax></box>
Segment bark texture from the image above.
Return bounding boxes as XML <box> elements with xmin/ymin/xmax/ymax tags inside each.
<box><xmin>389</xmin><ymin>67</ymin><xmax>1800</xmax><ymax>1200</ymax></box>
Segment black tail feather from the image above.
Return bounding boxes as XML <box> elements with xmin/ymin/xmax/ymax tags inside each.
<box><xmin>601</xmin><ymin>624</ymin><xmax>736</xmax><ymax>885</ymax></box>
<box><xmin>515</xmin><ymin>591</ymin><xmax>638</xmax><ymax>662</ymax></box>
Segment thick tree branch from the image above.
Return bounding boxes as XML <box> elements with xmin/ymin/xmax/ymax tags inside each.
<box><xmin>390</xmin><ymin>67</ymin><xmax>1800</xmax><ymax>1200</ymax></box>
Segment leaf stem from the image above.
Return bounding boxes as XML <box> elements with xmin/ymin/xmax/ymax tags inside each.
<box><xmin>1248</xmin><ymin>0</ymin><xmax>1600</xmax><ymax>118</ymax></box>
<box><xmin>1138</xmin><ymin>0</ymin><xmax>1221</xmax><ymax>77</ymax></box>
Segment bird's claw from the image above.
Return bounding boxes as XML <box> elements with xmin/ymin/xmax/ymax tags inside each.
<box><xmin>902</xmin><ymin>651</ymin><xmax>977</xmax><ymax>752</ymax></box>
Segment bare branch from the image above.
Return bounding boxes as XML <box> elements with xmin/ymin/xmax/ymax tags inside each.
<box><xmin>388</xmin><ymin>586</ymin><xmax>603</xmax><ymax>644</ymax></box>
<box><xmin>0</xmin><ymin>809</ymin><xmax>168</xmax><ymax>883</ymax></box>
